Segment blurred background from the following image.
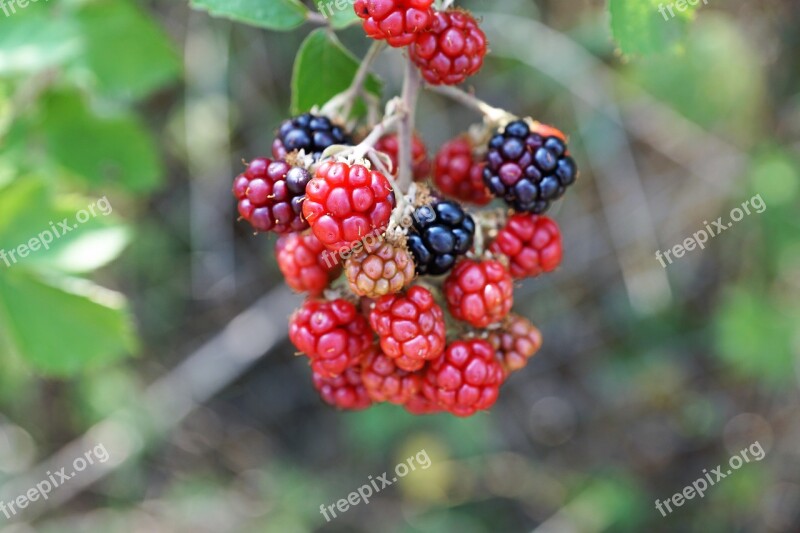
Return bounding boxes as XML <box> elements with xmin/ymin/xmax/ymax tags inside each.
<box><xmin>0</xmin><ymin>0</ymin><xmax>799</xmax><ymax>531</ymax></box>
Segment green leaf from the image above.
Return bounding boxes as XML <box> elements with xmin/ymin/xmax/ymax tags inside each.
<box><xmin>0</xmin><ymin>269</ymin><xmax>136</xmax><ymax>377</ymax></box>
<box><xmin>609</xmin><ymin>0</ymin><xmax>699</xmax><ymax>56</ymax></box>
<box><xmin>71</xmin><ymin>0</ymin><xmax>181</xmax><ymax>101</ymax></box>
<box><xmin>0</xmin><ymin>15</ymin><xmax>82</xmax><ymax>75</ymax></box>
<box><xmin>291</xmin><ymin>29</ymin><xmax>382</xmax><ymax>116</ymax></box>
<box><xmin>39</xmin><ymin>91</ymin><xmax>164</xmax><ymax>193</ymax></box>
<box><xmin>190</xmin><ymin>0</ymin><xmax>308</xmax><ymax>31</ymax></box>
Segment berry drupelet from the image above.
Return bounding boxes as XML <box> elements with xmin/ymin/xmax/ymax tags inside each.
<box><xmin>483</xmin><ymin>120</ymin><xmax>578</xmax><ymax>214</ymax></box>
<box><xmin>406</xmin><ymin>199</ymin><xmax>475</xmax><ymax>276</ymax></box>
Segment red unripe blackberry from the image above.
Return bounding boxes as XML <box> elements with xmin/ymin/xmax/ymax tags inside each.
<box><xmin>273</xmin><ymin>113</ymin><xmax>352</xmax><ymax>161</ymax></box>
<box><xmin>289</xmin><ymin>298</ymin><xmax>374</xmax><ymax>378</ymax></box>
<box><xmin>345</xmin><ymin>240</ymin><xmax>416</xmax><ymax>298</ymax></box>
<box><xmin>489</xmin><ymin>213</ymin><xmax>562</xmax><ymax>279</ymax></box>
<box><xmin>276</xmin><ymin>231</ymin><xmax>340</xmax><ymax>296</ymax></box>
<box><xmin>354</xmin><ymin>0</ymin><xmax>435</xmax><ymax>48</ymax></box>
<box><xmin>361</xmin><ymin>348</ymin><xmax>422</xmax><ymax>404</ymax></box>
<box><xmin>368</xmin><ymin>285</ymin><xmax>446</xmax><ymax>372</ymax></box>
<box><xmin>483</xmin><ymin>120</ymin><xmax>578</xmax><ymax>214</ymax></box>
<box><xmin>313</xmin><ymin>366</ymin><xmax>372</xmax><ymax>411</ymax></box>
<box><xmin>302</xmin><ymin>161</ymin><xmax>396</xmax><ymax>252</ymax></box>
<box><xmin>422</xmin><ymin>339</ymin><xmax>505</xmax><ymax>417</ymax></box>
<box><xmin>433</xmin><ymin>136</ymin><xmax>491</xmax><ymax>205</ymax></box>
<box><xmin>487</xmin><ymin>314</ymin><xmax>543</xmax><ymax>374</ymax></box>
<box><xmin>373</xmin><ymin>133</ymin><xmax>431</xmax><ymax>181</ymax></box>
<box><xmin>444</xmin><ymin>259</ymin><xmax>513</xmax><ymax>328</ymax></box>
<box><xmin>409</xmin><ymin>10</ymin><xmax>487</xmax><ymax>86</ymax></box>
<box><xmin>233</xmin><ymin>158</ymin><xmax>311</xmax><ymax>233</ymax></box>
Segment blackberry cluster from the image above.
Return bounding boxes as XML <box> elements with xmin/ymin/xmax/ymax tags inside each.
<box><xmin>483</xmin><ymin>120</ymin><xmax>578</xmax><ymax>214</ymax></box>
<box><xmin>272</xmin><ymin>113</ymin><xmax>352</xmax><ymax>160</ymax></box>
<box><xmin>232</xmin><ymin>5</ymin><xmax>580</xmax><ymax>417</ymax></box>
<box><xmin>407</xmin><ymin>200</ymin><xmax>475</xmax><ymax>276</ymax></box>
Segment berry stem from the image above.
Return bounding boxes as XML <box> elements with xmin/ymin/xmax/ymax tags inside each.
<box><xmin>397</xmin><ymin>55</ymin><xmax>421</xmax><ymax>192</ymax></box>
<box><xmin>321</xmin><ymin>41</ymin><xmax>386</xmax><ymax>119</ymax></box>
<box><xmin>351</xmin><ymin>108</ymin><xmax>404</xmax><ymax>160</ymax></box>
<box><xmin>427</xmin><ymin>85</ymin><xmax>516</xmax><ymax>125</ymax></box>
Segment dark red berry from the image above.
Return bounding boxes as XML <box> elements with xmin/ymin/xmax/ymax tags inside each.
<box><xmin>409</xmin><ymin>9</ymin><xmax>487</xmax><ymax>85</ymax></box>
<box><xmin>444</xmin><ymin>259</ymin><xmax>513</xmax><ymax>328</ymax></box>
<box><xmin>433</xmin><ymin>136</ymin><xmax>491</xmax><ymax>205</ymax></box>
<box><xmin>289</xmin><ymin>298</ymin><xmax>374</xmax><ymax>378</ymax></box>
<box><xmin>233</xmin><ymin>158</ymin><xmax>311</xmax><ymax>234</ymax></box>
<box><xmin>483</xmin><ymin>120</ymin><xmax>578</xmax><ymax>214</ymax></box>
<box><xmin>489</xmin><ymin>213</ymin><xmax>562</xmax><ymax>279</ymax></box>
<box><xmin>368</xmin><ymin>285</ymin><xmax>446</xmax><ymax>372</ymax></box>
<box><xmin>354</xmin><ymin>0</ymin><xmax>435</xmax><ymax>48</ymax></box>
<box><xmin>361</xmin><ymin>347</ymin><xmax>422</xmax><ymax>404</ymax></box>
<box><xmin>487</xmin><ymin>314</ymin><xmax>543</xmax><ymax>374</ymax></box>
<box><xmin>373</xmin><ymin>133</ymin><xmax>431</xmax><ymax>181</ymax></box>
<box><xmin>313</xmin><ymin>366</ymin><xmax>372</xmax><ymax>410</ymax></box>
<box><xmin>302</xmin><ymin>161</ymin><xmax>396</xmax><ymax>252</ymax></box>
<box><xmin>422</xmin><ymin>339</ymin><xmax>505</xmax><ymax>417</ymax></box>
<box><xmin>276</xmin><ymin>231</ymin><xmax>341</xmax><ymax>296</ymax></box>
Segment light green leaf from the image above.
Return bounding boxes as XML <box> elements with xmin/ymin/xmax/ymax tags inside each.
<box><xmin>39</xmin><ymin>91</ymin><xmax>164</xmax><ymax>193</ymax></box>
<box><xmin>609</xmin><ymin>0</ymin><xmax>699</xmax><ymax>56</ymax></box>
<box><xmin>190</xmin><ymin>0</ymin><xmax>308</xmax><ymax>31</ymax></box>
<box><xmin>0</xmin><ymin>15</ymin><xmax>82</xmax><ymax>75</ymax></box>
<box><xmin>0</xmin><ymin>180</ymin><xmax>130</xmax><ymax>273</ymax></box>
<box><xmin>0</xmin><ymin>269</ymin><xmax>137</xmax><ymax>376</ymax></box>
<box><xmin>71</xmin><ymin>0</ymin><xmax>181</xmax><ymax>101</ymax></box>
<box><xmin>291</xmin><ymin>29</ymin><xmax>382</xmax><ymax>116</ymax></box>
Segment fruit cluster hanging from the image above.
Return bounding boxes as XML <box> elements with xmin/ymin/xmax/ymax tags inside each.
<box><xmin>233</xmin><ymin>0</ymin><xmax>578</xmax><ymax>417</ymax></box>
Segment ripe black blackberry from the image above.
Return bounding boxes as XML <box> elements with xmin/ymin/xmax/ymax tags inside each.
<box><xmin>272</xmin><ymin>113</ymin><xmax>352</xmax><ymax>160</ymax></box>
<box><xmin>483</xmin><ymin>120</ymin><xmax>578</xmax><ymax>214</ymax></box>
<box><xmin>407</xmin><ymin>200</ymin><xmax>475</xmax><ymax>276</ymax></box>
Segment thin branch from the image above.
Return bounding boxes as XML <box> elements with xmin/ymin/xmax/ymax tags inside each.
<box><xmin>321</xmin><ymin>41</ymin><xmax>386</xmax><ymax>119</ymax></box>
<box><xmin>397</xmin><ymin>56</ymin><xmax>421</xmax><ymax>191</ymax></box>
<box><xmin>306</xmin><ymin>11</ymin><xmax>329</xmax><ymax>25</ymax></box>
<box><xmin>427</xmin><ymin>84</ymin><xmax>515</xmax><ymax>124</ymax></box>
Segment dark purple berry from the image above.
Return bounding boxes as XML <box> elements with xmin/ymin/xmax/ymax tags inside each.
<box><xmin>483</xmin><ymin>120</ymin><xmax>578</xmax><ymax>214</ymax></box>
